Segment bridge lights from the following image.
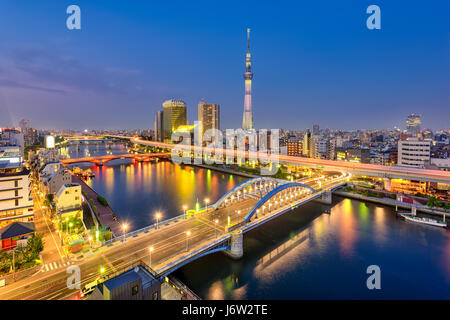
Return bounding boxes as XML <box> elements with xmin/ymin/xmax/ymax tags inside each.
<box><xmin>100</xmin><ymin>266</ymin><xmax>105</xmax><ymax>276</ymax></box>
<box><xmin>186</xmin><ymin>231</ymin><xmax>191</xmax><ymax>251</ymax></box>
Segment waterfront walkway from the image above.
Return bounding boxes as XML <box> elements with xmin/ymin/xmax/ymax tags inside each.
<box><xmin>72</xmin><ymin>176</ymin><xmax>122</xmax><ymax>237</ymax></box>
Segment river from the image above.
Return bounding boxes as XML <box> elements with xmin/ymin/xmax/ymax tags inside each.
<box><xmin>62</xmin><ymin>145</ymin><xmax>450</xmax><ymax>299</ymax></box>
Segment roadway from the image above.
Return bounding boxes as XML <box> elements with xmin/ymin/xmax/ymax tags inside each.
<box><xmin>0</xmin><ymin>197</ymin><xmax>258</xmax><ymax>300</ymax></box>
<box><xmin>119</xmin><ymin>136</ymin><xmax>450</xmax><ymax>184</ymax></box>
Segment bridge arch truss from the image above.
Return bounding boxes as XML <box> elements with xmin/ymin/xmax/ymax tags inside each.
<box><xmin>212</xmin><ymin>177</ymin><xmax>286</xmax><ymax>209</ymax></box>
<box><xmin>244</xmin><ymin>182</ymin><xmax>316</xmax><ymax>222</ymax></box>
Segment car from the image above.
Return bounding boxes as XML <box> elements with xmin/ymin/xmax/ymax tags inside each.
<box><xmin>80</xmin><ymin>278</ymin><xmax>103</xmax><ymax>299</ymax></box>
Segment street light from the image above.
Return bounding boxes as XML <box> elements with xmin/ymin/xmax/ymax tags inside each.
<box><xmin>186</xmin><ymin>231</ymin><xmax>191</xmax><ymax>251</ymax></box>
<box><xmin>122</xmin><ymin>224</ymin><xmax>128</xmax><ymax>241</ymax></box>
<box><xmin>100</xmin><ymin>266</ymin><xmax>105</xmax><ymax>278</ymax></box>
<box><xmin>149</xmin><ymin>246</ymin><xmax>153</xmax><ymax>267</ymax></box>
<box><xmin>69</xmin><ymin>222</ymin><xmax>73</xmax><ymax>235</ymax></box>
<box><xmin>183</xmin><ymin>205</ymin><xmax>187</xmax><ymax>219</ymax></box>
<box><xmin>155</xmin><ymin>212</ymin><xmax>162</xmax><ymax>229</ymax></box>
<box><xmin>204</xmin><ymin>198</ymin><xmax>210</xmax><ymax>212</ymax></box>
<box><xmin>88</xmin><ymin>236</ymin><xmax>93</xmax><ymax>253</ymax></box>
<box><xmin>214</xmin><ymin>219</ymin><xmax>219</xmax><ymax>237</ymax></box>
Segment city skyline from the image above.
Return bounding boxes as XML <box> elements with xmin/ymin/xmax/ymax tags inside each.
<box><xmin>0</xmin><ymin>1</ymin><xmax>449</xmax><ymax>131</ymax></box>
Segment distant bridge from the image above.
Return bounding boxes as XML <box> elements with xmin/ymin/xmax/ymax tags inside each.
<box><xmin>60</xmin><ymin>153</ymin><xmax>171</xmax><ymax>166</ymax></box>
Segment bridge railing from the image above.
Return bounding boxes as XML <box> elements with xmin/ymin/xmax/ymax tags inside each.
<box><xmin>155</xmin><ymin>234</ymin><xmax>231</xmax><ymax>277</ymax></box>
<box><xmin>101</xmin><ymin>213</ymin><xmax>193</xmax><ymax>246</ymax></box>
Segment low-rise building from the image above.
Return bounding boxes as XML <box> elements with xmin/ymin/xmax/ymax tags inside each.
<box><xmin>0</xmin><ymin>222</ymin><xmax>35</xmax><ymax>251</ymax></box>
<box><xmin>89</xmin><ymin>264</ymin><xmax>161</xmax><ymax>300</ymax></box>
<box><xmin>39</xmin><ymin>162</ymin><xmax>72</xmax><ymax>195</ymax></box>
<box><xmin>54</xmin><ymin>183</ymin><xmax>83</xmax><ymax>222</ymax></box>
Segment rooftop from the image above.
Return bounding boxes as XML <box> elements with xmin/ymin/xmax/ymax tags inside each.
<box><xmin>0</xmin><ymin>222</ymin><xmax>35</xmax><ymax>240</ymax></box>
<box><xmin>103</xmin><ymin>265</ymin><xmax>159</xmax><ymax>292</ymax></box>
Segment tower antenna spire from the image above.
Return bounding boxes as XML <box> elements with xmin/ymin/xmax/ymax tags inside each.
<box><xmin>247</xmin><ymin>28</ymin><xmax>250</xmax><ymax>51</ymax></box>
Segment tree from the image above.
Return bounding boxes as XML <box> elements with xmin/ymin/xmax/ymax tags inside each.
<box><xmin>427</xmin><ymin>196</ymin><xmax>441</xmax><ymax>210</ymax></box>
<box><xmin>25</xmin><ymin>233</ymin><xmax>44</xmax><ymax>261</ymax></box>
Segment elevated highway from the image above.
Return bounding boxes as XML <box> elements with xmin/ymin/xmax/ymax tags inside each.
<box><xmin>110</xmin><ymin>136</ymin><xmax>450</xmax><ymax>184</ymax></box>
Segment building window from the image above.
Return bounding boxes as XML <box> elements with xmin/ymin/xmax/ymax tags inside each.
<box><xmin>15</xmin><ymin>199</ymin><xmax>19</xmax><ymax>206</ymax></box>
<box><xmin>131</xmin><ymin>285</ymin><xmax>139</xmax><ymax>296</ymax></box>
<box><xmin>14</xmin><ymin>180</ymin><xmax>18</xmax><ymax>187</ymax></box>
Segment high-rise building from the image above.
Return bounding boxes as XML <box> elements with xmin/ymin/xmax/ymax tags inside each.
<box><xmin>313</xmin><ymin>124</ymin><xmax>320</xmax><ymax>136</ymax></box>
<box><xmin>397</xmin><ymin>138</ymin><xmax>431</xmax><ymax>167</ymax></box>
<box><xmin>242</xmin><ymin>28</ymin><xmax>254</xmax><ymax>131</ymax></box>
<box><xmin>286</xmin><ymin>137</ymin><xmax>302</xmax><ymax>156</ymax></box>
<box><xmin>302</xmin><ymin>129</ymin><xmax>311</xmax><ymax>157</ymax></box>
<box><xmin>162</xmin><ymin>99</ymin><xmax>187</xmax><ymax>142</ymax></box>
<box><xmin>198</xmin><ymin>101</ymin><xmax>220</xmax><ymax>143</ymax></box>
<box><xmin>19</xmin><ymin>119</ymin><xmax>30</xmax><ymax>132</ymax></box>
<box><xmin>406</xmin><ymin>113</ymin><xmax>421</xmax><ymax>136</ymax></box>
<box><xmin>311</xmin><ymin>137</ymin><xmax>335</xmax><ymax>160</ymax></box>
<box><xmin>154</xmin><ymin>110</ymin><xmax>163</xmax><ymax>142</ymax></box>
<box><xmin>0</xmin><ymin>145</ymin><xmax>33</xmax><ymax>229</ymax></box>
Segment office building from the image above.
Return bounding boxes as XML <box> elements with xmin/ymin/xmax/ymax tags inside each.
<box><xmin>302</xmin><ymin>129</ymin><xmax>311</xmax><ymax>157</ymax></box>
<box><xmin>154</xmin><ymin>110</ymin><xmax>163</xmax><ymax>142</ymax></box>
<box><xmin>397</xmin><ymin>138</ymin><xmax>431</xmax><ymax>167</ymax></box>
<box><xmin>406</xmin><ymin>113</ymin><xmax>421</xmax><ymax>136</ymax></box>
<box><xmin>198</xmin><ymin>101</ymin><xmax>220</xmax><ymax>143</ymax></box>
<box><xmin>313</xmin><ymin>124</ymin><xmax>320</xmax><ymax>136</ymax></box>
<box><xmin>162</xmin><ymin>99</ymin><xmax>187</xmax><ymax>142</ymax></box>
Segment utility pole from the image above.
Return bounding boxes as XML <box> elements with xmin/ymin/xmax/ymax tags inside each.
<box><xmin>12</xmin><ymin>250</ymin><xmax>15</xmax><ymax>281</ymax></box>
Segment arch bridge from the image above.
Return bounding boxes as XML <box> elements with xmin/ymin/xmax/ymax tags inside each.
<box><xmin>61</xmin><ymin>153</ymin><xmax>171</xmax><ymax>166</ymax></box>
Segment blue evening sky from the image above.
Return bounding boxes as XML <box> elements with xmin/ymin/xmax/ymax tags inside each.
<box><xmin>0</xmin><ymin>0</ymin><xmax>449</xmax><ymax>131</ymax></box>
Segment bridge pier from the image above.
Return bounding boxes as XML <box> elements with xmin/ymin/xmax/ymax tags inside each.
<box><xmin>224</xmin><ymin>231</ymin><xmax>243</xmax><ymax>259</ymax></box>
<box><xmin>315</xmin><ymin>191</ymin><xmax>332</xmax><ymax>204</ymax></box>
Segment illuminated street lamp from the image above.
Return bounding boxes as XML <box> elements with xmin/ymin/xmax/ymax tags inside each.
<box><xmin>88</xmin><ymin>236</ymin><xmax>93</xmax><ymax>253</ymax></box>
<box><xmin>122</xmin><ymin>224</ymin><xmax>128</xmax><ymax>241</ymax></box>
<box><xmin>186</xmin><ymin>231</ymin><xmax>191</xmax><ymax>251</ymax></box>
<box><xmin>100</xmin><ymin>266</ymin><xmax>105</xmax><ymax>277</ymax></box>
<box><xmin>149</xmin><ymin>246</ymin><xmax>153</xmax><ymax>267</ymax></box>
<box><xmin>69</xmin><ymin>222</ymin><xmax>73</xmax><ymax>235</ymax></box>
<box><xmin>204</xmin><ymin>198</ymin><xmax>210</xmax><ymax>212</ymax></box>
<box><xmin>155</xmin><ymin>212</ymin><xmax>161</xmax><ymax>230</ymax></box>
<box><xmin>183</xmin><ymin>205</ymin><xmax>188</xmax><ymax>219</ymax></box>
<box><xmin>214</xmin><ymin>219</ymin><xmax>219</xmax><ymax>237</ymax></box>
